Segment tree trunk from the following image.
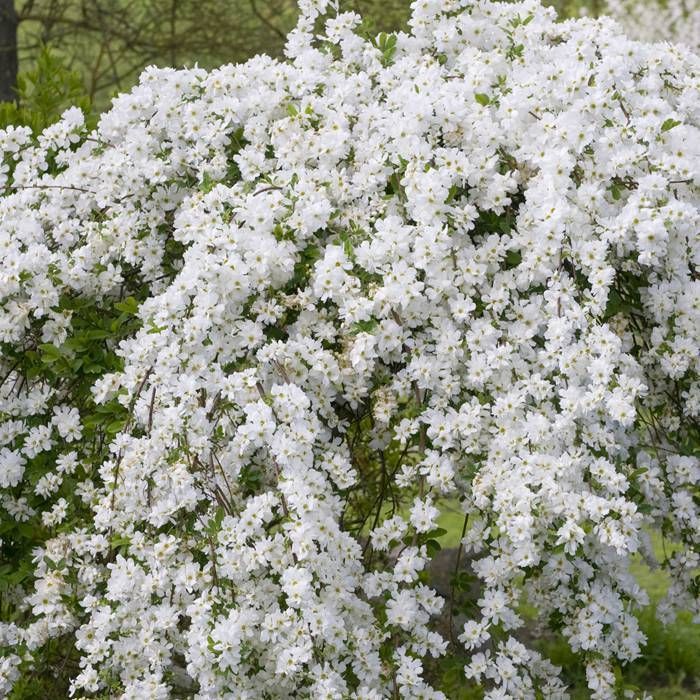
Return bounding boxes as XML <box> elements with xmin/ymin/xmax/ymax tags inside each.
<box><xmin>0</xmin><ymin>0</ymin><xmax>18</xmax><ymax>103</ymax></box>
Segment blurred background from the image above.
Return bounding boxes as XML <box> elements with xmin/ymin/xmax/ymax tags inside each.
<box><xmin>0</xmin><ymin>0</ymin><xmax>697</xmax><ymax>132</ymax></box>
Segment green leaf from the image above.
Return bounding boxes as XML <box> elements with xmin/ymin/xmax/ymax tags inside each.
<box><xmin>85</xmin><ymin>329</ymin><xmax>111</xmax><ymax>340</ymax></box>
<box><xmin>376</xmin><ymin>32</ymin><xmax>398</xmax><ymax>65</ymax></box>
<box><xmin>505</xmin><ymin>249</ymin><xmax>522</xmax><ymax>269</ymax></box>
<box><xmin>474</xmin><ymin>93</ymin><xmax>490</xmax><ymax>107</ymax></box>
<box><xmin>426</xmin><ymin>539</ymin><xmax>442</xmax><ymax>556</ymax></box>
<box><xmin>604</xmin><ymin>289</ymin><xmax>628</xmax><ymax>318</ymax></box>
<box><xmin>207</xmin><ymin>507</ymin><xmax>226</xmax><ymax>536</ymax></box>
<box><xmin>661</xmin><ymin>118</ymin><xmax>681</xmax><ymax>132</ymax></box>
<box><xmin>350</xmin><ymin>318</ymin><xmax>378</xmax><ymax>335</ymax></box>
<box><xmin>628</xmin><ymin>466</ymin><xmax>648</xmax><ymax>480</ymax></box>
<box><xmin>95</xmin><ymin>400</ymin><xmax>125</xmax><ymax>415</ymax></box>
<box><xmin>114</xmin><ymin>296</ymin><xmax>140</xmax><ymax>315</ymax></box>
<box><xmin>38</xmin><ymin>343</ymin><xmax>63</xmax><ymax>363</ymax></box>
<box><xmin>426</xmin><ymin>527</ymin><xmax>448</xmax><ymax>540</ymax></box>
<box><xmin>8</xmin><ymin>563</ymin><xmax>32</xmax><ymax>585</ymax></box>
<box><xmin>147</xmin><ymin>322</ymin><xmax>168</xmax><ymax>334</ymax></box>
<box><xmin>199</xmin><ymin>172</ymin><xmax>215</xmax><ymax>193</ymax></box>
<box><xmin>82</xmin><ymin>413</ymin><xmax>103</xmax><ymax>429</ymax></box>
<box><xmin>105</xmin><ymin>419</ymin><xmax>127</xmax><ymax>435</ymax></box>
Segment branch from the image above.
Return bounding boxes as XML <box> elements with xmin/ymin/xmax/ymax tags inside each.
<box><xmin>250</xmin><ymin>0</ymin><xmax>287</xmax><ymax>40</ymax></box>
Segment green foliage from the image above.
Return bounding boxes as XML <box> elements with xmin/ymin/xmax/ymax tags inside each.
<box><xmin>0</xmin><ymin>293</ymin><xmax>144</xmax><ymax>625</ymax></box>
<box><xmin>0</xmin><ymin>46</ymin><xmax>92</xmax><ymax>132</ymax></box>
<box><xmin>632</xmin><ymin>608</ymin><xmax>700</xmax><ymax>692</ymax></box>
<box><xmin>661</xmin><ymin>118</ymin><xmax>682</xmax><ymax>132</ymax></box>
<box><xmin>436</xmin><ymin>656</ymin><xmax>484</xmax><ymax>700</ymax></box>
<box><xmin>7</xmin><ymin>636</ymin><xmax>74</xmax><ymax>700</ymax></box>
<box><xmin>538</xmin><ymin>607</ymin><xmax>700</xmax><ymax>698</ymax></box>
<box><xmin>375</xmin><ymin>32</ymin><xmax>398</xmax><ymax>66</ymax></box>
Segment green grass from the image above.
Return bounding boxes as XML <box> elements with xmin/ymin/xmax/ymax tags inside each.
<box><xmin>436</xmin><ymin>500</ymin><xmax>469</xmax><ymax>548</ymax></box>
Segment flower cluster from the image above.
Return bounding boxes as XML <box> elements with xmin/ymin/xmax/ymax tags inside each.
<box><xmin>0</xmin><ymin>0</ymin><xmax>698</xmax><ymax>697</ymax></box>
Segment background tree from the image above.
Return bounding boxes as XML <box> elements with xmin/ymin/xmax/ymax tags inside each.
<box><xmin>11</xmin><ymin>0</ymin><xmax>297</xmax><ymax>109</ymax></box>
<box><xmin>0</xmin><ymin>0</ymin><xmax>18</xmax><ymax>102</ymax></box>
<box><xmin>0</xmin><ymin>0</ymin><xmax>417</xmax><ymax>123</ymax></box>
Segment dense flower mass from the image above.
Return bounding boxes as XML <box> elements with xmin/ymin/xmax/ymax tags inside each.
<box><xmin>0</xmin><ymin>0</ymin><xmax>698</xmax><ymax>697</ymax></box>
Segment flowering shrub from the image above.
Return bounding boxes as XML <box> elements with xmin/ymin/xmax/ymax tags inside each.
<box><xmin>0</xmin><ymin>0</ymin><xmax>698</xmax><ymax>697</ymax></box>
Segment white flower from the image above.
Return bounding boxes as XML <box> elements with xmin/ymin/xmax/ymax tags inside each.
<box><xmin>0</xmin><ymin>448</ymin><xmax>25</xmax><ymax>488</ymax></box>
<box><xmin>409</xmin><ymin>497</ymin><xmax>440</xmax><ymax>534</ymax></box>
<box><xmin>51</xmin><ymin>405</ymin><xmax>82</xmax><ymax>442</ymax></box>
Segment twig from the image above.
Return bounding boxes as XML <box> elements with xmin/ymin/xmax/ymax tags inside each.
<box><xmin>7</xmin><ymin>183</ymin><xmax>97</xmax><ymax>195</ymax></box>
<box><xmin>253</xmin><ymin>185</ymin><xmax>283</xmax><ymax>196</ymax></box>
<box><xmin>147</xmin><ymin>386</ymin><xmax>157</xmax><ymax>433</ymax></box>
<box><xmin>0</xmin><ymin>360</ymin><xmax>21</xmax><ymax>390</ymax></box>
<box><xmin>448</xmin><ymin>512</ymin><xmax>470</xmax><ymax>645</ymax></box>
<box><xmin>249</xmin><ymin>0</ymin><xmax>286</xmax><ymax>40</ymax></box>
